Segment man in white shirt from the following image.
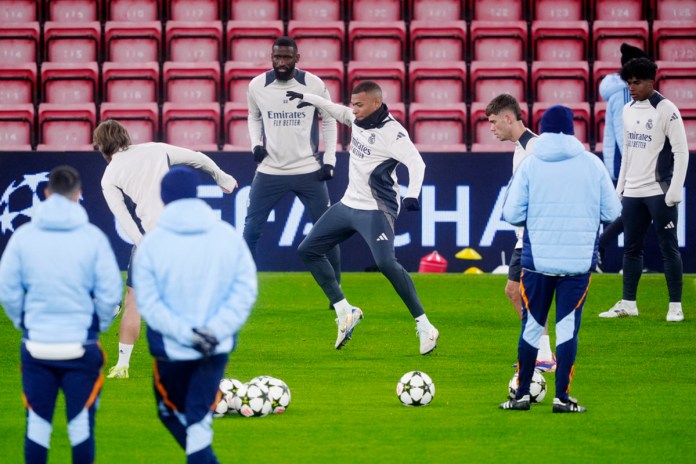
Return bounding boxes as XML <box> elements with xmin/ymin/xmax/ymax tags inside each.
<box><xmin>93</xmin><ymin>119</ymin><xmax>238</xmax><ymax>379</ymax></box>
<box><xmin>289</xmin><ymin>81</ymin><xmax>439</xmax><ymax>355</ymax></box>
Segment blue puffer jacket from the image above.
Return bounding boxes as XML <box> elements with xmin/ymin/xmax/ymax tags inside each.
<box><xmin>502</xmin><ymin>133</ymin><xmax>622</xmax><ymax>275</ymax></box>
<box><xmin>599</xmin><ymin>73</ymin><xmax>631</xmax><ymax>180</ymax></box>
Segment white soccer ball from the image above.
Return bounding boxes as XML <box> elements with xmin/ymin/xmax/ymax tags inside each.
<box><xmin>220</xmin><ymin>378</ymin><xmax>244</xmax><ymax>415</ymax></box>
<box><xmin>232</xmin><ymin>381</ymin><xmax>273</xmax><ymax>417</ymax></box>
<box><xmin>508</xmin><ymin>370</ymin><xmax>547</xmax><ymax>403</ymax></box>
<box><xmin>396</xmin><ymin>371</ymin><xmax>435</xmax><ymax>407</ymax></box>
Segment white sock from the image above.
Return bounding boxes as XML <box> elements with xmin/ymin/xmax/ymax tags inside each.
<box><xmin>333</xmin><ymin>299</ymin><xmax>351</xmax><ymax>319</ymax></box>
<box><xmin>116</xmin><ymin>343</ymin><xmax>133</xmax><ymax>367</ymax></box>
<box><xmin>537</xmin><ymin>335</ymin><xmax>553</xmax><ymax>361</ymax></box>
<box><xmin>415</xmin><ymin>314</ymin><xmax>432</xmax><ymax>331</ymax></box>
<box><xmin>622</xmin><ymin>300</ymin><xmax>637</xmax><ymax>309</ymax></box>
<box><xmin>669</xmin><ymin>302</ymin><xmax>682</xmax><ymax>310</ymax></box>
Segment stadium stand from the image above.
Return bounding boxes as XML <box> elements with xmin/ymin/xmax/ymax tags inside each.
<box><xmin>532</xmin><ymin>20</ymin><xmax>589</xmax><ymax>61</ymax></box>
<box><xmin>165</xmin><ymin>20</ymin><xmax>223</xmax><ymax>62</ymax></box>
<box><xmin>653</xmin><ymin>21</ymin><xmax>696</xmax><ymax>62</ymax></box>
<box><xmin>100</xmin><ymin>102</ymin><xmax>159</xmax><ymax>144</ymax></box>
<box><xmin>37</xmin><ymin>102</ymin><xmax>96</xmax><ymax>150</ymax></box>
<box><xmin>470</xmin><ymin>61</ymin><xmax>527</xmax><ymax>103</ymax></box>
<box><xmin>224</xmin><ymin>61</ymin><xmax>269</xmax><ymax>102</ymax></box>
<box><xmin>164</xmin><ymin>61</ymin><xmax>221</xmax><ymax>104</ymax></box>
<box><xmin>470</xmin><ymin>21</ymin><xmax>527</xmax><ymax>62</ymax></box>
<box><xmin>348</xmin><ymin>61</ymin><xmax>406</xmax><ymax>103</ymax></box>
<box><xmin>0</xmin><ymin>0</ymin><xmax>39</xmax><ymax>22</ymax></box>
<box><xmin>162</xmin><ymin>102</ymin><xmax>220</xmax><ymax>151</ymax></box>
<box><xmin>0</xmin><ymin>63</ymin><xmax>37</xmax><ymax>105</ymax></box>
<box><xmin>409</xmin><ymin>61</ymin><xmax>466</xmax><ymax>103</ymax></box>
<box><xmin>103</xmin><ymin>61</ymin><xmax>160</xmax><ymax>103</ymax></box>
<box><xmin>287</xmin><ymin>21</ymin><xmax>345</xmax><ymax>62</ymax></box>
<box><xmin>411</xmin><ymin>0</ymin><xmax>464</xmax><ymax>20</ymax></box>
<box><xmin>229</xmin><ymin>0</ymin><xmax>281</xmax><ymax>20</ymax></box>
<box><xmin>409</xmin><ymin>20</ymin><xmax>466</xmax><ymax>62</ymax></box>
<box><xmin>409</xmin><ymin>103</ymin><xmax>468</xmax><ymax>151</ymax></box>
<box><xmin>592</xmin><ymin>20</ymin><xmax>649</xmax><ymax>62</ymax></box>
<box><xmin>656</xmin><ymin>61</ymin><xmax>696</xmax><ymax>105</ymax></box>
<box><xmin>41</xmin><ymin>61</ymin><xmax>99</xmax><ymax>104</ymax></box>
<box><xmin>105</xmin><ymin>21</ymin><xmax>162</xmax><ymax>63</ymax></box>
<box><xmin>226</xmin><ymin>20</ymin><xmax>284</xmax><ymax>61</ymax></box>
<box><xmin>349</xmin><ymin>21</ymin><xmax>407</xmax><ymax>61</ymax></box>
<box><xmin>108</xmin><ymin>0</ymin><xmax>161</xmax><ymax>21</ymax></box>
<box><xmin>289</xmin><ymin>0</ymin><xmax>344</xmax><ymax>20</ymax></box>
<box><xmin>349</xmin><ymin>0</ymin><xmax>404</xmax><ymax>21</ymax></box>
<box><xmin>0</xmin><ymin>103</ymin><xmax>34</xmax><ymax>150</ymax></box>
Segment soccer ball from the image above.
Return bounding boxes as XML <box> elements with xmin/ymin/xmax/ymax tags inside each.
<box><xmin>220</xmin><ymin>378</ymin><xmax>244</xmax><ymax>415</ymax></box>
<box><xmin>249</xmin><ymin>376</ymin><xmax>291</xmax><ymax>414</ymax></box>
<box><xmin>232</xmin><ymin>381</ymin><xmax>273</xmax><ymax>417</ymax></box>
<box><xmin>508</xmin><ymin>370</ymin><xmax>547</xmax><ymax>403</ymax></box>
<box><xmin>396</xmin><ymin>371</ymin><xmax>435</xmax><ymax>407</ymax></box>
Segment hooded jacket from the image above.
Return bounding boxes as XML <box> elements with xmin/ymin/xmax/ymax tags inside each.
<box><xmin>502</xmin><ymin>133</ymin><xmax>622</xmax><ymax>275</ymax></box>
<box><xmin>0</xmin><ymin>194</ymin><xmax>123</xmax><ymax>344</ymax></box>
<box><xmin>599</xmin><ymin>73</ymin><xmax>631</xmax><ymax>180</ymax></box>
<box><xmin>133</xmin><ymin>199</ymin><xmax>257</xmax><ymax>361</ymax></box>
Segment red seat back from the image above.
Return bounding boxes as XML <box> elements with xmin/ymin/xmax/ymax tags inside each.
<box><xmin>101</xmin><ymin>103</ymin><xmax>159</xmax><ymax>144</ymax></box>
<box><xmin>166</xmin><ymin>21</ymin><xmax>223</xmax><ymax>62</ymax></box>
<box><xmin>229</xmin><ymin>0</ymin><xmax>280</xmax><ymax>20</ymax></box>
<box><xmin>109</xmin><ymin>0</ymin><xmax>160</xmax><ymax>21</ymax></box>
<box><xmin>290</xmin><ymin>0</ymin><xmax>343</xmax><ymax>20</ymax></box>
<box><xmin>348</xmin><ymin>61</ymin><xmax>405</xmax><ymax>103</ymax></box>
<box><xmin>410</xmin><ymin>21</ymin><xmax>466</xmax><ymax>62</ymax></box>
<box><xmin>41</xmin><ymin>62</ymin><xmax>98</xmax><ymax>104</ymax></box>
<box><xmin>47</xmin><ymin>0</ymin><xmax>99</xmax><ymax>21</ymax></box>
<box><xmin>411</xmin><ymin>0</ymin><xmax>463</xmax><ymax>20</ymax></box>
<box><xmin>288</xmin><ymin>21</ymin><xmax>345</xmax><ymax>62</ymax></box>
<box><xmin>103</xmin><ymin>62</ymin><xmax>160</xmax><ymax>103</ymax></box>
<box><xmin>350</xmin><ymin>0</ymin><xmax>403</xmax><ymax>20</ymax></box>
<box><xmin>409</xmin><ymin>62</ymin><xmax>466</xmax><ymax>103</ymax></box>
<box><xmin>349</xmin><ymin>21</ymin><xmax>406</xmax><ymax>62</ymax></box>
<box><xmin>0</xmin><ymin>0</ymin><xmax>39</xmax><ymax>22</ymax></box>
<box><xmin>0</xmin><ymin>103</ymin><xmax>34</xmax><ymax>149</ymax></box>
<box><xmin>169</xmin><ymin>0</ymin><xmax>220</xmax><ymax>21</ymax></box>
<box><xmin>471</xmin><ymin>21</ymin><xmax>527</xmax><ymax>62</ymax></box>
<box><xmin>164</xmin><ymin>61</ymin><xmax>221</xmax><ymax>103</ymax></box>
<box><xmin>38</xmin><ymin>103</ymin><xmax>96</xmax><ymax>149</ymax></box>
<box><xmin>162</xmin><ymin>103</ymin><xmax>220</xmax><ymax>150</ymax></box>
<box><xmin>0</xmin><ymin>23</ymin><xmax>40</xmax><ymax>64</ymax></box>
<box><xmin>105</xmin><ymin>21</ymin><xmax>162</xmax><ymax>63</ymax></box>
<box><xmin>0</xmin><ymin>63</ymin><xmax>36</xmax><ymax>104</ymax></box>
<box><xmin>44</xmin><ymin>22</ymin><xmax>100</xmax><ymax>63</ymax></box>
<box><xmin>226</xmin><ymin>21</ymin><xmax>284</xmax><ymax>61</ymax></box>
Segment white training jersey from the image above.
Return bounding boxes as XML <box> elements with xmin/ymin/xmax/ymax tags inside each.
<box><xmin>302</xmin><ymin>93</ymin><xmax>425</xmax><ymax>218</ymax></box>
<box><xmin>101</xmin><ymin>142</ymin><xmax>237</xmax><ymax>245</ymax></box>
<box><xmin>618</xmin><ymin>92</ymin><xmax>689</xmax><ymax>198</ymax></box>
<box><xmin>247</xmin><ymin>69</ymin><xmax>337</xmax><ymax>175</ymax></box>
<box><xmin>512</xmin><ymin>129</ymin><xmax>538</xmax><ymax>249</ymax></box>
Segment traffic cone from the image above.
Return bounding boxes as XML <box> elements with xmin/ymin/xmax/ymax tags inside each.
<box><xmin>419</xmin><ymin>251</ymin><xmax>448</xmax><ymax>273</ymax></box>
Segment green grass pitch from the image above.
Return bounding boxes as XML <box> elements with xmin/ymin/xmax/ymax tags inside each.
<box><xmin>1</xmin><ymin>272</ymin><xmax>695</xmax><ymax>463</ymax></box>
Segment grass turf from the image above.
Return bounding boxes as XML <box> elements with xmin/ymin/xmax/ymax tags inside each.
<box><xmin>0</xmin><ymin>272</ymin><xmax>695</xmax><ymax>463</ymax></box>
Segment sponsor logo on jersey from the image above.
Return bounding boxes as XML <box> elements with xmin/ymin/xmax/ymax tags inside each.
<box><xmin>626</xmin><ymin>131</ymin><xmax>652</xmax><ymax>148</ymax></box>
<box><xmin>267</xmin><ymin>110</ymin><xmax>306</xmax><ymax>127</ymax></box>
<box><xmin>350</xmin><ymin>135</ymin><xmax>372</xmax><ymax>158</ymax></box>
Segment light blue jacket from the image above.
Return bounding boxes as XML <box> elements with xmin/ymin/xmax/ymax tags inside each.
<box><xmin>133</xmin><ymin>199</ymin><xmax>257</xmax><ymax>361</ymax></box>
<box><xmin>599</xmin><ymin>73</ymin><xmax>631</xmax><ymax>180</ymax></box>
<box><xmin>502</xmin><ymin>133</ymin><xmax>622</xmax><ymax>275</ymax></box>
<box><xmin>0</xmin><ymin>194</ymin><xmax>123</xmax><ymax>343</ymax></box>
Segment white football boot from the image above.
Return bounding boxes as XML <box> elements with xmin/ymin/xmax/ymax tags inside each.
<box><xmin>666</xmin><ymin>303</ymin><xmax>684</xmax><ymax>322</ymax></box>
<box><xmin>417</xmin><ymin>325</ymin><xmax>440</xmax><ymax>355</ymax></box>
<box><xmin>599</xmin><ymin>300</ymin><xmax>639</xmax><ymax>318</ymax></box>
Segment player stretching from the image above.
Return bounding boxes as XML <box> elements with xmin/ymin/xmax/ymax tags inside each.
<box><xmin>289</xmin><ymin>81</ymin><xmax>440</xmax><ymax>355</ymax></box>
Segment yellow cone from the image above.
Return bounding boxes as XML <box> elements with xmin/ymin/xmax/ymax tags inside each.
<box><xmin>456</xmin><ymin>248</ymin><xmax>482</xmax><ymax>260</ymax></box>
<box><xmin>464</xmin><ymin>266</ymin><xmax>484</xmax><ymax>274</ymax></box>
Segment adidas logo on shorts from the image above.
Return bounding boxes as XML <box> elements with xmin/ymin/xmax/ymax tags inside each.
<box><xmin>376</xmin><ymin>233</ymin><xmax>388</xmax><ymax>241</ymax></box>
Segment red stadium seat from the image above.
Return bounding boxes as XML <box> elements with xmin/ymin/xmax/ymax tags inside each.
<box><xmin>229</xmin><ymin>0</ymin><xmax>280</xmax><ymax>20</ymax></box>
<box><xmin>531</xmin><ymin>61</ymin><xmax>589</xmax><ymax>103</ymax></box>
<box><xmin>409</xmin><ymin>61</ymin><xmax>466</xmax><ymax>103</ymax></box>
<box><xmin>224</xmin><ymin>61</ymin><xmax>268</xmax><ymax>102</ymax></box>
<box><xmin>103</xmin><ymin>61</ymin><xmax>159</xmax><ymax>103</ymax></box>
<box><xmin>105</xmin><ymin>21</ymin><xmax>162</xmax><ymax>63</ymax></box>
<box><xmin>532</xmin><ymin>102</ymin><xmax>591</xmax><ymax>142</ymax></box>
<box><xmin>0</xmin><ymin>22</ymin><xmax>40</xmax><ymax>64</ymax></box>
<box><xmin>166</xmin><ymin>20</ymin><xmax>223</xmax><ymax>62</ymax></box>
<box><xmin>287</xmin><ymin>21</ymin><xmax>345</xmax><ymax>62</ymax></box>
<box><xmin>349</xmin><ymin>21</ymin><xmax>407</xmax><ymax>62</ymax></box>
<box><xmin>470</xmin><ymin>102</ymin><xmax>529</xmax><ymax>152</ymax></box>
<box><xmin>653</xmin><ymin>21</ymin><xmax>696</xmax><ymax>62</ymax></box>
<box><xmin>470</xmin><ymin>20</ymin><xmax>527</xmax><ymax>62</ymax></box>
<box><xmin>0</xmin><ymin>0</ymin><xmax>39</xmax><ymax>22</ymax></box>
<box><xmin>37</xmin><ymin>102</ymin><xmax>96</xmax><ymax>150</ymax></box>
<box><xmin>593</xmin><ymin>61</ymin><xmax>621</xmax><ymax>98</ymax></box>
<box><xmin>223</xmin><ymin>102</ymin><xmax>250</xmax><ymax>151</ymax></box>
<box><xmin>108</xmin><ymin>0</ymin><xmax>160</xmax><ymax>21</ymax></box>
<box><xmin>299</xmin><ymin>61</ymin><xmax>345</xmax><ymax>103</ymax></box>
<box><xmin>387</xmin><ymin>102</ymin><xmax>406</xmax><ymax>126</ymax></box>
<box><xmin>470</xmin><ymin>0</ymin><xmax>523</xmax><ymax>20</ymax></box>
<box><xmin>470</xmin><ymin>61</ymin><xmax>527</xmax><ymax>103</ymax></box>
<box><xmin>0</xmin><ymin>63</ymin><xmax>36</xmax><ymax>104</ymax></box>
<box><xmin>532</xmin><ymin>0</ymin><xmax>585</xmax><ymax>20</ymax></box>
<box><xmin>43</xmin><ymin>21</ymin><xmax>100</xmax><ymax>63</ymax></box>
<box><xmin>289</xmin><ymin>0</ymin><xmax>343</xmax><ymax>20</ymax></box>
<box><xmin>656</xmin><ymin>61</ymin><xmax>696</xmax><ymax>105</ymax></box>
<box><xmin>162</xmin><ymin>102</ymin><xmax>220</xmax><ymax>151</ymax></box>
<box><xmin>169</xmin><ymin>0</ymin><xmax>220</xmax><ymax>21</ymax></box>
<box><xmin>348</xmin><ymin>61</ymin><xmax>405</xmax><ymax>103</ymax></box>
<box><xmin>532</xmin><ymin>20</ymin><xmax>589</xmax><ymax>61</ymax></box>
<box><xmin>409</xmin><ymin>103</ymin><xmax>468</xmax><ymax>151</ymax></box>
<box><xmin>678</xmin><ymin>104</ymin><xmax>696</xmax><ymax>151</ymax></box>
<box><xmin>41</xmin><ymin>61</ymin><xmax>98</xmax><ymax>104</ymax></box>
<box><xmin>657</xmin><ymin>0</ymin><xmax>696</xmax><ymax>20</ymax></box>
<box><xmin>0</xmin><ymin>103</ymin><xmax>34</xmax><ymax>150</ymax></box>
<box><xmin>46</xmin><ymin>0</ymin><xmax>99</xmax><ymax>21</ymax></box>
<box><xmin>592</xmin><ymin>21</ymin><xmax>648</xmax><ymax>62</ymax></box>
<box><xmin>593</xmin><ymin>0</ymin><xmax>644</xmax><ymax>20</ymax></box>
<box><xmin>164</xmin><ymin>61</ymin><xmax>221</xmax><ymax>103</ymax></box>
<box><xmin>409</xmin><ymin>20</ymin><xmax>466</xmax><ymax>62</ymax></box>
<box><xmin>594</xmin><ymin>101</ymin><xmax>606</xmax><ymax>150</ymax></box>
<box><xmin>349</xmin><ymin>0</ymin><xmax>403</xmax><ymax>20</ymax></box>
<box><xmin>411</xmin><ymin>0</ymin><xmax>464</xmax><ymax>20</ymax></box>
<box><xmin>226</xmin><ymin>21</ymin><xmax>284</xmax><ymax>62</ymax></box>
<box><xmin>100</xmin><ymin>103</ymin><xmax>159</xmax><ymax>144</ymax></box>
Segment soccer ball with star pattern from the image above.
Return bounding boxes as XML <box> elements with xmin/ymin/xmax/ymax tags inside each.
<box><xmin>396</xmin><ymin>371</ymin><xmax>435</xmax><ymax>406</ymax></box>
<box><xmin>232</xmin><ymin>381</ymin><xmax>273</xmax><ymax>417</ymax></box>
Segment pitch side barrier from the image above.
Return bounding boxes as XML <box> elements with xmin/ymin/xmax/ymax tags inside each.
<box><xmin>0</xmin><ymin>151</ymin><xmax>693</xmax><ymax>273</ymax></box>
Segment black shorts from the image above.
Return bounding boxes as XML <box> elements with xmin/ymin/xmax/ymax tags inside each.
<box><xmin>508</xmin><ymin>248</ymin><xmax>522</xmax><ymax>282</ymax></box>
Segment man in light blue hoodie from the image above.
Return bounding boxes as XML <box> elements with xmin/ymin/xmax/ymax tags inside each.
<box><xmin>133</xmin><ymin>166</ymin><xmax>257</xmax><ymax>463</ymax></box>
<box><xmin>500</xmin><ymin>106</ymin><xmax>622</xmax><ymax>413</ymax></box>
<box><xmin>0</xmin><ymin>165</ymin><xmax>123</xmax><ymax>463</ymax></box>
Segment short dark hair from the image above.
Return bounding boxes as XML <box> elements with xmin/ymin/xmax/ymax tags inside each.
<box><xmin>352</xmin><ymin>81</ymin><xmax>382</xmax><ymax>96</ymax></box>
<box><xmin>620</xmin><ymin>57</ymin><xmax>657</xmax><ymax>82</ymax></box>
<box><xmin>273</xmin><ymin>36</ymin><xmax>298</xmax><ymax>51</ymax></box>
<box><xmin>93</xmin><ymin>119</ymin><xmax>131</xmax><ymax>158</ymax></box>
<box><xmin>485</xmin><ymin>94</ymin><xmax>523</xmax><ymax>120</ymax></box>
<box><xmin>48</xmin><ymin>165</ymin><xmax>81</xmax><ymax>197</ymax></box>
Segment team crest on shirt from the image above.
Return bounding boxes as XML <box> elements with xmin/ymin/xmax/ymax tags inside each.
<box><xmin>645</xmin><ymin>119</ymin><xmax>653</xmax><ymax>130</ymax></box>
<box><xmin>368</xmin><ymin>133</ymin><xmax>376</xmax><ymax>144</ymax></box>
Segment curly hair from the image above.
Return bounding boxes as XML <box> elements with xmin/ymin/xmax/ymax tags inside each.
<box><xmin>93</xmin><ymin>120</ymin><xmax>131</xmax><ymax>158</ymax></box>
<box><xmin>620</xmin><ymin>57</ymin><xmax>657</xmax><ymax>82</ymax></box>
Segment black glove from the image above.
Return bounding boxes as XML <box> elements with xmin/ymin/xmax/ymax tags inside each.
<box><xmin>319</xmin><ymin>164</ymin><xmax>334</xmax><ymax>181</ymax></box>
<box><xmin>253</xmin><ymin>145</ymin><xmax>267</xmax><ymax>163</ymax></box>
<box><xmin>192</xmin><ymin>328</ymin><xmax>219</xmax><ymax>357</ymax></box>
<box><xmin>286</xmin><ymin>90</ymin><xmax>313</xmax><ymax>108</ymax></box>
<box><xmin>403</xmin><ymin>197</ymin><xmax>420</xmax><ymax>212</ymax></box>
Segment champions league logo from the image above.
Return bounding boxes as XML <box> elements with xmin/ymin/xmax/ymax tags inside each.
<box><xmin>0</xmin><ymin>172</ymin><xmax>49</xmax><ymax>235</ymax></box>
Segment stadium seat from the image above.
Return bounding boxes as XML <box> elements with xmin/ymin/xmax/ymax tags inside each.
<box><xmin>222</xmin><ymin>102</ymin><xmax>250</xmax><ymax>151</ymax></box>
<box><xmin>470</xmin><ymin>102</ymin><xmax>529</xmax><ymax>152</ymax></box>
<box><xmin>594</xmin><ymin>101</ymin><xmax>606</xmax><ymax>151</ymax></box>
<box><xmin>349</xmin><ymin>0</ymin><xmax>403</xmax><ymax>20</ymax></box>
<box><xmin>656</xmin><ymin>61</ymin><xmax>696</xmax><ymax>105</ymax></box>
<box><xmin>653</xmin><ymin>21</ymin><xmax>696</xmax><ymax>62</ymax></box>
<box><xmin>0</xmin><ymin>63</ymin><xmax>36</xmax><ymax>104</ymax></box>
<box><xmin>162</xmin><ymin>102</ymin><xmax>220</xmax><ymax>151</ymax></box>
<box><xmin>37</xmin><ymin>102</ymin><xmax>96</xmax><ymax>150</ymax></box>
<box><xmin>592</xmin><ymin>21</ymin><xmax>648</xmax><ymax>62</ymax></box>
<box><xmin>469</xmin><ymin>0</ymin><xmax>523</xmax><ymax>20</ymax></box>
<box><xmin>105</xmin><ymin>21</ymin><xmax>162</xmax><ymax>63</ymax></box>
<box><xmin>532</xmin><ymin>102</ymin><xmax>591</xmax><ymax>142</ymax></box>
<box><xmin>387</xmin><ymin>102</ymin><xmax>406</xmax><ymax>126</ymax></box>
<box><xmin>531</xmin><ymin>61</ymin><xmax>589</xmax><ymax>103</ymax></box>
<box><xmin>678</xmin><ymin>104</ymin><xmax>696</xmax><ymax>151</ymax></box>
<box><xmin>164</xmin><ymin>61</ymin><xmax>221</xmax><ymax>103</ymax></box>
<box><xmin>592</xmin><ymin>61</ymin><xmax>621</xmax><ymax>99</ymax></box>
<box><xmin>166</xmin><ymin>21</ymin><xmax>223</xmax><ymax>62</ymax></box>
<box><xmin>287</xmin><ymin>21</ymin><xmax>345</xmax><ymax>62</ymax></box>
<box><xmin>224</xmin><ymin>61</ymin><xmax>268</xmax><ymax>102</ymax></box>
<box><xmin>409</xmin><ymin>61</ymin><xmax>466</xmax><ymax>103</ymax></box>
<box><xmin>229</xmin><ymin>0</ymin><xmax>280</xmax><ymax>20</ymax></box>
<box><xmin>469</xmin><ymin>61</ymin><xmax>527</xmax><ymax>103</ymax></box>
<box><xmin>470</xmin><ymin>21</ymin><xmax>527</xmax><ymax>62</ymax></box>
<box><xmin>593</xmin><ymin>0</ymin><xmax>644</xmax><ymax>20</ymax></box>
<box><xmin>349</xmin><ymin>21</ymin><xmax>407</xmax><ymax>62</ymax></box>
<box><xmin>43</xmin><ymin>21</ymin><xmax>100</xmax><ymax>63</ymax></box>
<box><xmin>0</xmin><ymin>22</ymin><xmax>40</xmax><ymax>64</ymax></box>
<box><xmin>532</xmin><ymin>0</ymin><xmax>585</xmax><ymax>20</ymax></box>
<box><xmin>532</xmin><ymin>20</ymin><xmax>589</xmax><ymax>61</ymax></box>
<box><xmin>348</xmin><ymin>61</ymin><xmax>405</xmax><ymax>103</ymax></box>
<box><xmin>108</xmin><ymin>0</ymin><xmax>160</xmax><ymax>21</ymax></box>
<box><xmin>289</xmin><ymin>0</ymin><xmax>343</xmax><ymax>20</ymax></box>
<box><xmin>103</xmin><ymin>61</ymin><xmax>159</xmax><ymax>103</ymax></box>
<box><xmin>226</xmin><ymin>21</ymin><xmax>284</xmax><ymax>62</ymax></box>
<box><xmin>46</xmin><ymin>0</ymin><xmax>99</xmax><ymax>21</ymax></box>
<box><xmin>169</xmin><ymin>0</ymin><xmax>220</xmax><ymax>20</ymax></box>
<box><xmin>298</xmin><ymin>61</ymin><xmax>345</xmax><ymax>103</ymax></box>
<box><xmin>0</xmin><ymin>103</ymin><xmax>34</xmax><ymax>150</ymax></box>
<box><xmin>408</xmin><ymin>103</ymin><xmax>468</xmax><ymax>151</ymax></box>
<box><xmin>409</xmin><ymin>21</ymin><xmax>466</xmax><ymax>62</ymax></box>
<box><xmin>657</xmin><ymin>0</ymin><xmax>696</xmax><ymax>20</ymax></box>
<box><xmin>100</xmin><ymin>103</ymin><xmax>159</xmax><ymax>144</ymax></box>
<box><xmin>0</xmin><ymin>0</ymin><xmax>39</xmax><ymax>22</ymax></box>
<box><xmin>41</xmin><ymin>61</ymin><xmax>98</xmax><ymax>104</ymax></box>
<box><xmin>411</xmin><ymin>0</ymin><xmax>464</xmax><ymax>20</ymax></box>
